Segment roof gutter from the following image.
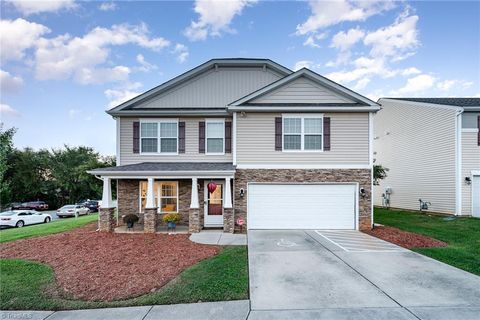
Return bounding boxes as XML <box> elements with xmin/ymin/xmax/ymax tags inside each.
<box><xmin>86</xmin><ymin>170</ymin><xmax>236</xmax><ymax>178</ymax></box>
<box><xmin>107</xmin><ymin>109</ymin><xmax>230</xmax><ymax>117</ymax></box>
<box><xmin>227</xmin><ymin>106</ymin><xmax>381</xmax><ymax>112</ymax></box>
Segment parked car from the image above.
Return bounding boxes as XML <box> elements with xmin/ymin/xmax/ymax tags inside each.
<box><xmin>57</xmin><ymin>205</ymin><xmax>90</xmax><ymax>218</ymax></box>
<box><xmin>83</xmin><ymin>200</ymin><xmax>99</xmax><ymax>213</ymax></box>
<box><xmin>12</xmin><ymin>201</ymin><xmax>49</xmax><ymax>211</ymax></box>
<box><xmin>0</xmin><ymin>210</ymin><xmax>52</xmax><ymax>228</ymax></box>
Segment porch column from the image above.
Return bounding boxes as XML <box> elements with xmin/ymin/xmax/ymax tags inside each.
<box><xmin>99</xmin><ymin>177</ymin><xmax>115</xmax><ymax>232</ymax></box>
<box><xmin>190</xmin><ymin>178</ymin><xmax>199</xmax><ymax>208</ymax></box>
<box><xmin>223</xmin><ymin>177</ymin><xmax>234</xmax><ymax>233</ymax></box>
<box><xmin>144</xmin><ymin>177</ymin><xmax>158</xmax><ymax>233</ymax></box>
<box><xmin>189</xmin><ymin>177</ymin><xmax>201</xmax><ymax>233</ymax></box>
<box><xmin>224</xmin><ymin>177</ymin><xmax>233</xmax><ymax>208</ymax></box>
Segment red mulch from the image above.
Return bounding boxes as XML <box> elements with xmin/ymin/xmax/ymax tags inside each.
<box><xmin>365</xmin><ymin>225</ymin><xmax>448</xmax><ymax>249</ymax></box>
<box><xmin>0</xmin><ymin>223</ymin><xmax>219</xmax><ymax>301</ymax></box>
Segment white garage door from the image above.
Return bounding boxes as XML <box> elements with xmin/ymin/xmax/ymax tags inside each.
<box><xmin>248</xmin><ymin>184</ymin><xmax>357</xmax><ymax>230</ymax></box>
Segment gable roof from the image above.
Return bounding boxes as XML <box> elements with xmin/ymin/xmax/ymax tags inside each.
<box><xmin>227</xmin><ymin>68</ymin><xmax>379</xmax><ymax>112</ymax></box>
<box><xmin>107</xmin><ymin>59</ymin><xmax>292</xmax><ymax>116</ymax></box>
<box><xmin>382</xmin><ymin>98</ymin><xmax>480</xmax><ymax>110</ymax></box>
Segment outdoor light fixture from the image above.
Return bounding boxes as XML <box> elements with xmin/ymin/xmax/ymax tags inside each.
<box><xmin>359</xmin><ymin>188</ymin><xmax>366</xmax><ymax>198</ymax></box>
<box><xmin>465</xmin><ymin>177</ymin><xmax>472</xmax><ymax>185</ymax></box>
<box><xmin>239</xmin><ymin>188</ymin><xmax>245</xmax><ymax>198</ymax></box>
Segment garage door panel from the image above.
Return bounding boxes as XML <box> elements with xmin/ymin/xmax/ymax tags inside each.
<box><xmin>248</xmin><ymin>184</ymin><xmax>356</xmax><ymax>230</ymax></box>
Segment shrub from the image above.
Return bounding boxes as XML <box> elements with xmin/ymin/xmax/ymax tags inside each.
<box><xmin>123</xmin><ymin>214</ymin><xmax>139</xmax><ymax>224</ymax></box>
<box><xmin>162</xmin><ymin>213</ymin><xmax>181</xmax><ymax>224</ymax></box>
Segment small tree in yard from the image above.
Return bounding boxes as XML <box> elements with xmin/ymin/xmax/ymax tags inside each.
<box><xmin>0</xmin><ymin>124</ymin><xmax>16</xmax><ymax>209</ymax></box>
<box><xmin>373</xmin><ymin>164</ymin><xmax>389</xmax><ymax>185</ymax></box>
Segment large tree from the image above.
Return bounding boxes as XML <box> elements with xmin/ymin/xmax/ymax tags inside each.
<box><xmin>0</xmin><ymin>125</ymin><xmax>16</xmax><ymax>208</ymax></box>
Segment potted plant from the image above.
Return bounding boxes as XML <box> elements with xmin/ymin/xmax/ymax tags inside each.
<box><xmin>162</xmin><ymin>213</ymin><xmax>181</xmax><ymax>230</ymax></box>
<box><xmin>123</xmin><ymin>214</ymin><xmax>139</xmax><ymax>229</ymax></box>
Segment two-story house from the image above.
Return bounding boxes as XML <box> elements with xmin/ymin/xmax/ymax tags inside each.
<box><xmin>373</xmin><ymin>98</ymin><xmax>480</xmax><ymax>217</ymax></box>
<box><xmin>88</xmin><ymin>59</ymin><xmax>380</xmax><ymax>233</ymax></box>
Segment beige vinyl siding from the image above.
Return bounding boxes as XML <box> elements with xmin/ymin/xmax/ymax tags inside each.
<box><xmin>137</xmin><ymin>67</ymin><xmax>282</xmax><ymax>108</ymax></box>
<box><xmin>461</xmin><ymin>130</ymin><xmax>480</xmax><ymax>215</ymax></box>
<box><xmin>119</xmin><ymin>117</ymin><xmax>232</xmax><ymax>165</ymax></box>
<box><xmin>250</xmin><ymin>76</ymin><xmax>354</xmax><ymax>104</ymax></box>
<box><xmin>373</xmin><ymin>100</ymin><xmax>457</xmax><ymax>214</ymax></box>
<box><xmin>236</xmin><ymin>112</ymin><xmax>369</xmax><ymax>166</ymax></box>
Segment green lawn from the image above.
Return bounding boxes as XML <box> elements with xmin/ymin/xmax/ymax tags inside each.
<box><xmin>0</xmin><ymin>214</ymin><xmax>98</xmax><ymax>243</ymax></box>
<box><xmin>0</xmin><ymin>246</ymin><xmax>248</xmax><ymax>310</ymax></box>
<box><xmin>374</xmin><ymin>208</ymin><xmax>480</xmax><ymax>275</ymax></box>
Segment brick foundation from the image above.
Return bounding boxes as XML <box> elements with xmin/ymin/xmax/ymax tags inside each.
<box><xmin>98</xmin><ymin>207</ymin><xmax>115</xmax><ymax>232</ymax></box>
<box><xmin>234</xmin><ymin>169</ymin><xmax>372</xmax><ymax>232</ymax></box>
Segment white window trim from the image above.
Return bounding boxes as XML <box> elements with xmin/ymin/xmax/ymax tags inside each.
<box><xmin>205</xmin><ymin>118</ymin><xmax>225</xmax><ymax>155</ymax></box>
<box><xmin>139</xmin><ymin>119</ymin><xmax>179</xmax><ymax>155</ymax></box>
<box><xmin>157</xmin><ymin>181</ymin><xmax>179</xmax><ymax>214</ymax></box>
<box><xmin>282</xmin><ymin>114</ymin><xmax>324</xmax><ymax>152</ymax></box>
<box><xmin>139</xmin><ymin>180</ymin><xmax>179</xmax><ymax>214</ymax></box>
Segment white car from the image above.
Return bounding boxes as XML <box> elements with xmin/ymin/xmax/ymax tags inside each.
<box><xmin>0</xmin><ymin>210</ymin><xmax>52</xmax><ymax>228</ymax></box>
<box><xmin>57</xmin><ymin>205</ymin><xmax>90</xmax><ymax>218</ymax></box>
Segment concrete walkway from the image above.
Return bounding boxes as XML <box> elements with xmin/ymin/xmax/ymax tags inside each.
<box><xmin>248</xmin><ymin>230</ymin><xmax>480</xmax><ymax>320</ymax></box>
<box><xmin>189</xmin><ymin>231</ymin><xmax>247</xmax><ymax>245</ymax></box>
<box><xmin>0</xmin><ymin>300</ymin><xmax>250</xmax><ymax>320</ymax></box>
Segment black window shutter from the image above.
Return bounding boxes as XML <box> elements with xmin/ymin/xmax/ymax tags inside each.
<box><xmin>179</xmin><ymin>122</ymin><xmax>185</xmax><ymax>153</ymax></box>
<box><xmin>199</xmin><ymin>121</ymin><xmax>205</xmax><ymax>153</ymax></box>
<box><xmin>323</xmin><ymin>117</ymin><xmax>331</xmax><ymax>151</ymax></box>
<box><xmin>133</xmin><ymin>121</ymin><xmax>140</xmax><ymax>153</ymax></box>
<box><xmin>225</xmin><ymin>121</ymin><xmax>232</xmax><ymax>153</ymax></box>
<box><xmin>275</xmin><ymin>117</ymin><xmax>282</xmax><ymax>151</ymax></box>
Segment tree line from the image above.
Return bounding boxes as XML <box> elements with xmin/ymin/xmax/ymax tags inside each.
<box><xmin>0</xmin><ymin>125</ymin><xmax>115</xmax><ymax>210</ymax></box>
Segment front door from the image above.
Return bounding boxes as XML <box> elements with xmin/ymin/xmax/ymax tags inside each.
<box><xmin>204</xmin><ymin>181</ymin><xmax>224</xmax><ymax>227</ymax></box>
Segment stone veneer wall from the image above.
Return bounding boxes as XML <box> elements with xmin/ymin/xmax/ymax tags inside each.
<box><xmin>117</xmin><ymin>179</ymin><xmax>195</xmax><ymax>230</ymax></box>
<box><xmin>234</xmin><ymin>169</ymin><xmax>372</xmax><ymax>232</ymax></box>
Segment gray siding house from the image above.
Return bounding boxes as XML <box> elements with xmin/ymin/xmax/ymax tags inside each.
<box><xmin>373</xmin><ymin>98</ymin><xmax>480</xmax><ymax>217</ymax></box>
<box><xmin>89</xmin><ymin>59</ymin><xmax>379</xmax><ymax>233</ymax></box>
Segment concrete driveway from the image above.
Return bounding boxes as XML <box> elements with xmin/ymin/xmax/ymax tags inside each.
<box><xmin>248</xmin><ymin>230</ymin><xmax>480</xmax><ymax>320</ymax></box>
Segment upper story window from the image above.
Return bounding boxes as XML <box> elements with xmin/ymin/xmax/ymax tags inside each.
<box><xmin>206</xmin><ymin>119</ymin><xmax>225</xmax><ymax>154</ymax></box>
<box><xmin>140</xmin><ymin>120</ymin><xmax>178</xmax><ymax>154</ymax></box>
<box><xmin>283</xmin><ymin>115</ymin><xmax>323</xmax><ymax>151</ymax></box>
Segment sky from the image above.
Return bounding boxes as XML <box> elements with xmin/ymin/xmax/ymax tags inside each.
<box><xmin>1</xmin><ymin>0</ymin><xmax>479</xmax><ymax>156</ymax></box>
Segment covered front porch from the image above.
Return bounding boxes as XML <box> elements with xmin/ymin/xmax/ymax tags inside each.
<box><xmin>88</xmin><ymin>162</ymin><xmax>235</xmax><ymax>233</ymax></box>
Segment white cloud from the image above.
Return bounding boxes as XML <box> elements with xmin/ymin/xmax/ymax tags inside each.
<box><xmin>296</xmin><ymin>0</ymin><xmax>394</xmax><ymax>35</ymax></box>
<box><xmin>172</xmin><ymin>44</ymin><xmax>189</xmax><ymax>63</ymax></box>
<box><xmin>363</xmin><ymin>9</ymin><xmax>419</xmax><ymax>59</ymax></box>
<box><xmin>437</xmin><ymin>79</ymin><xmax>457</xmax><ymax>92</ymax></box>
<box><xmin>437</xmin><ymin>79</ymin><xmax>474</xmax><ymax>92</ymax></box>
<box><xmin>0</xmin><ymin>69</ymin><xmax>24</xmax><ymax>93</ymax></box>
<box><xmin>0</xmin><ymin>18</ymin><xmax>50</xmax><ymax>62</ymax></box>
<box><xmin>401</xmin><ymin>67</ymin><xmax>421</xmax><ymax>76</ymax></box>
<box><xmin>353</xmin><ymin>78</ymin><xmax>370</xmax><ymax>91</ymax></box>
<box><xmin>135</xmin><ymin>54</ymin><xmax>157</xmax><ymax>72</ymax></box>
<box><xmin>394</xmin><ymin>74</ymin><xmax>436</xmax><ymax>95</ymax></box>
<box><xmin>303</xmin><ymin>32</ymin><xmax>328</xmax><ymax>48</ymax></box>
<box><xmin>184</xmin><ymin>0</ymin><xmax>257</xmax><ymax>41</ymax></box>
<box><xmin>99</xmin><ymin>2</ymin><xmax>116</xmax><ymax>11</ymax></box>
<box><xmin>330</xmin><ymin>27</ymin><xmax>365</xmax><ymax>51</ymax></box>
<box><xmin>7</xmin><ymin>0</ymin><xmax>77</xmax><ymax>15</ymax></box>
<box><xmin>293</xmin><ymin>60</ymin><xmax>314</xmax><ymax>71</ymax></box>
<box><xmin>34</xmin><ymin>23</ymin><xmax>170</xmax><ymax>84</ymax></box>
<box><xmin>68</xmin><ymin>108</ymin><xmax>81</xmax><ymax>119</ymax></box>
<box><xmin>104</xmin><ymin>82</ymin><xmax>143</xmax><ymax>109</ymax></box>
<box><xmin>0</xmin><ymin>103</ymin><xmax>20</xmax><ymax>116</ymax></box>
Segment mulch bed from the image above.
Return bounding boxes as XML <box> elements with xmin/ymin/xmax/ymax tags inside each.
<box><xmin>365</xmin><ymin>225</ymin><xmax>448</xmax><ymax>249</ymax></box>
<box><xmin>0</xmin><ymin>223</ymin><xmax>219</xmax><ymax>301</ymax></box>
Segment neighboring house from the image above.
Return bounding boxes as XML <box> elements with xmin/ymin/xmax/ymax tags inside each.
<box><xmin>88</xmin><ymin>58</ymin><xmax>380</xmax><ymax>233</ymax></box>
<box><xmin>373</xmin><ymin>98</ymin><xmax>480</xmax><ymax>217</ymax></box>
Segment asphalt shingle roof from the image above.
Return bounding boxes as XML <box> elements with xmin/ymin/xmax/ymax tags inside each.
<box><xmin>90</xmin><ymin>162</ymin><xmax>235</xmax><ymax>172</ymax></box>
<box><xmin>385</xmin><ymin>98</ymin><xmax>480</xmax><ymax>108</ymax></box>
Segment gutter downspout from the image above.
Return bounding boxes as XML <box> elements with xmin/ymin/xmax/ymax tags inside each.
<box><xmin>455</xmin><ymin>108</ymin><xmax>464</xmax><ymax>216</ymax></box>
